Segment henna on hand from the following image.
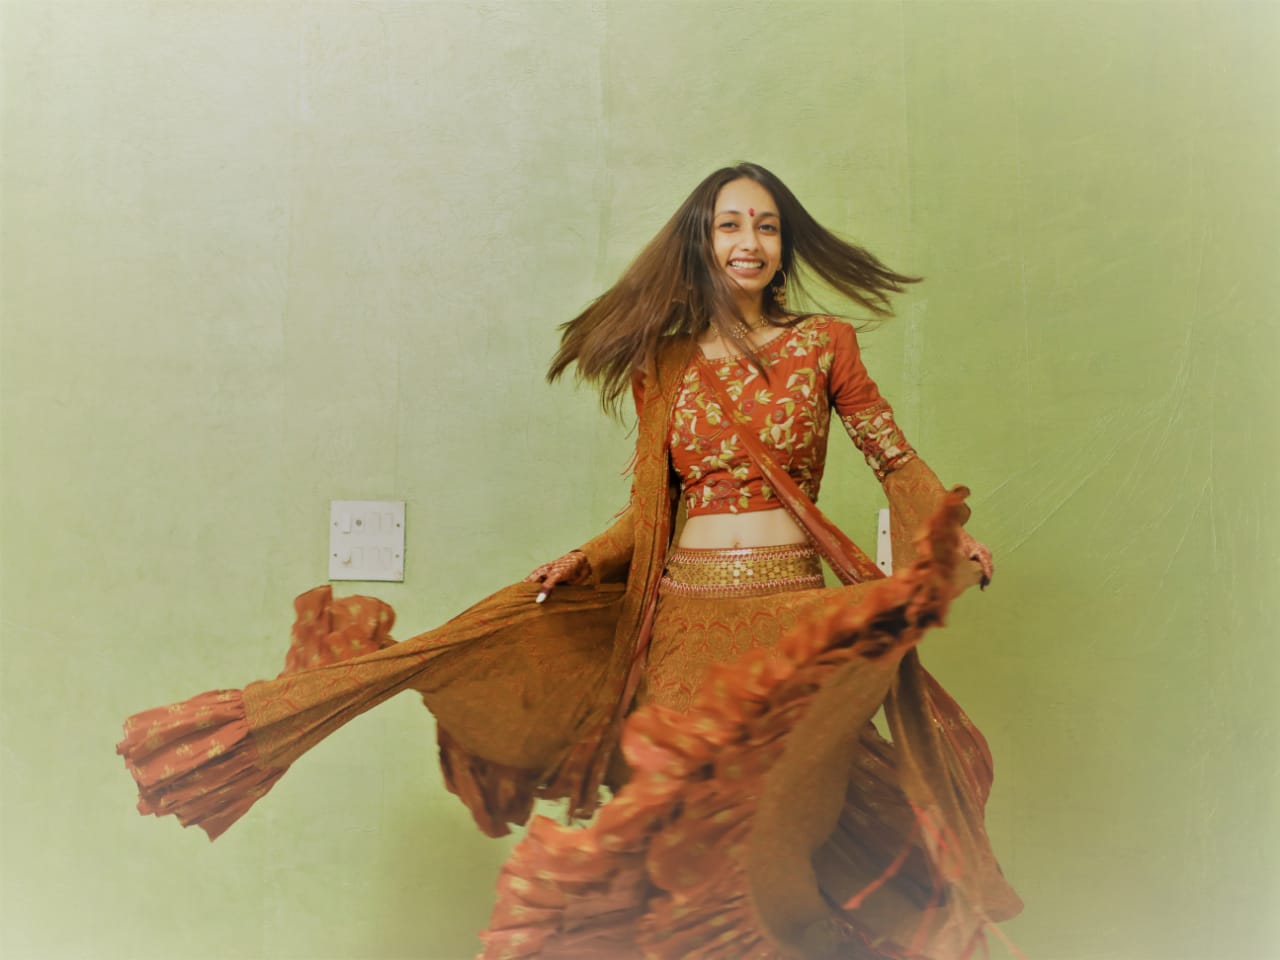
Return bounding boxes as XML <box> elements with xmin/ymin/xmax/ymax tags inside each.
<box><xmin>524</xmin><ymin>550</ymin><xmax>592</xmax><ymax>603</ymax></box>
<box><xmin>957</xmin><ymin>530</ymin><xmax>994</xmax><ymax>589</ymax></box>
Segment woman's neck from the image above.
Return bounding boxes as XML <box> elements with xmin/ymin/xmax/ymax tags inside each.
<box><xmin>699</xmin><ymin>296</ymin><xmax>781</xmax><ymax>354</ymax></box>
<box><xmin>729</xmin><ymin>294</ymin><xmax>768</xmax><ymax>331</ymax></box>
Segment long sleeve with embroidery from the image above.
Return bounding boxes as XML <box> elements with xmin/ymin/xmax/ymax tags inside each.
<box><xmin>827</xmin><ymin>321</ymin><xmax>918</xmax><ymax>480</ymax></box>
<box><xmin>825</xmin><ymin>322</ymin><xmax>952</xmax><ymax>565</ymax></box>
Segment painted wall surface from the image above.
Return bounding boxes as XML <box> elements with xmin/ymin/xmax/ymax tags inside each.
<box><xmin>2</xmin><ymin>2</ymin><xmax>1276</xmax><ymax>959</ymax></box>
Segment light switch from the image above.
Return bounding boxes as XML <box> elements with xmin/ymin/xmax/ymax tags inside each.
<box><xmin>329</xmin><ymin>500</ymin><xmax>405</xmax><ymax>582</ymax></box>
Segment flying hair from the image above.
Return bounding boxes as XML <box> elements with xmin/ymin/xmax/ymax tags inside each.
<box><xmin>547</xmin><ymin>162</ymin><xmax>921</xmax><ymax>417</ymax></box>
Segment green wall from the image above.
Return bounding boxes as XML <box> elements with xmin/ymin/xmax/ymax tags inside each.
<box><xmin>2</xmin><ymin>2</ymin><xmax>1276</xmax><ymax>958</ymax></box>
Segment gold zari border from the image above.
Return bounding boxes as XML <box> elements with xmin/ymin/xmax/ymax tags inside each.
<box><xmin>660</xmin><ymin>543</ymin><xmax>824</xmax><ymax>598</ymax></box>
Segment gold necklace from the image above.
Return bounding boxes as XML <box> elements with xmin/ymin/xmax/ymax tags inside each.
<box><xmin>730</xmin><ymin>315</ymin><xmax>766</xmax><ymax>339</ymax></box>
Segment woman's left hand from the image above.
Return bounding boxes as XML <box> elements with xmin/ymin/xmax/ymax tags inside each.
<box><xmin>958</xmin><ymin>530</ymin><xmax>994</xmax><ymax>589</ymax></box>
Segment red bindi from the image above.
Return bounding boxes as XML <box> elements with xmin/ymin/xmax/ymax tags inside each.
<box><xmin>748</xmin><ymin>207</ymin><xmax>755</xmax><ymax>216</ymax></box>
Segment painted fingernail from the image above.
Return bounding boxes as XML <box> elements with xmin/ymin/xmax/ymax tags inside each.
<box><xmin>536</xmin><ymin>591</ymin><xmax>547</xmax><ymax>604</ymax></box>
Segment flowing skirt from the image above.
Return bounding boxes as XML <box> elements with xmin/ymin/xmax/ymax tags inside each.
<box><xmin>117</xmin><ymin>491</ymin><xmax>1020</xmax><ymax>959</ymax></box>
<box><xmin>479</xmin><ymin>532</ymin><xmax>1020</xmax><ymax>960</ymax></box>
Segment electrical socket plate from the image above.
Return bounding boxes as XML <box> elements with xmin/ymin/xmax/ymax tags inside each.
<box><xmin>329</xmin><ymin>500</ymin><xmax>405</xmax><ymax>582</ymax></box>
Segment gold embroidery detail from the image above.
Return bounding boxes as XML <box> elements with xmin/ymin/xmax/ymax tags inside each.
<box><xmin>839</xmin><ymin>399</ymin><xmax>917</xmax><ymax>481</ymax></box>
<box><xmin>671</xmin><ymin>318</ymin><xmax>835</xmax><ymax>515</ymax></box>
<box><xmin>659</xmin><ymin>544</ymin><xmax>824</xmax><ymax>598</ymax></box>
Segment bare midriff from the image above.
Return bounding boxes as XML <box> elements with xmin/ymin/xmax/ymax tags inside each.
<box><xmin>676</xmin><ymin>507</ymin><xmax>807</xmax><ymax>550</ymax></box>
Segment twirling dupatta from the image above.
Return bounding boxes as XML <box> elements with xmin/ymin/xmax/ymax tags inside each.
<box><xmin>553</xmin><ymin>335</ymin><xmax>700</xmax><ymax>814</ymax></box>
<box><xmin>694</xmin><ymin>353</ymin><xmax>1022</xmax><ymax>952</ymax></box>
<box><xmin>119</xmin><ymin>332</ymin><xmax>1022</xmax><ymax>957</ymax></box>
<box><xmin>117</xmin><ymin>337</ymin><xmax>699</xmax><ymax>841</ymax></box>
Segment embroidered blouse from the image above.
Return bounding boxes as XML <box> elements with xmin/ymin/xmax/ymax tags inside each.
<box><xmin>669</xmin><ymin>315</ymin><xmax>916</xmax><ymax>516</ymax></box>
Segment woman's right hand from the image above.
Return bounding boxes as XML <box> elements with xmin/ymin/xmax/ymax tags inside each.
<box><xmin>957</xmin><ymin>530</ymin><xmax>994</xmax><ymax>590</ymax></box>
<box><xmin>524</xmin><ymin>550</ymin><xmax>591</xmax><ymax>603</ymax></box>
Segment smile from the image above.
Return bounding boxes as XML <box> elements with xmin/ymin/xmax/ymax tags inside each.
<box><xmin>728</xmin><ymin>259</ymin><xmax>765</xmax><ymax>269</ymax></box>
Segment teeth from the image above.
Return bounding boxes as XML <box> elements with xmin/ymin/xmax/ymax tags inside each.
<box><xmin>730</xmin><ymin>260</ymin><xmax>763</xmax><ymax>268</ymax></box>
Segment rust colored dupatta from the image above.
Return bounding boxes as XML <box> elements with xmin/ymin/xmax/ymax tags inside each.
<box><xmin>692</xmin><ymin>353</ymin><xmax>1022</xmax><ymax>952</ymax></box>
<box><xmin>117</xmin><ymin>337</ymin><xmax>698</xmax><ymax>841</ymax></box>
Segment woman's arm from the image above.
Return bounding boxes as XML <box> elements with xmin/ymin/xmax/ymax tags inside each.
<box><xmin>830</xmin><ymin>323</ymin><xmax>992</xmax><ymax>583</ymax></box>
<box><xmin>575</xmin><ymin>505</ymin><xmax>636</xmax><ymax>585</ymax></box>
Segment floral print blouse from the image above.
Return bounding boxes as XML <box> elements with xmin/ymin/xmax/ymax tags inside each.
<box><xmin>669</xmin><ymin>316</ymin><xmax>917</xmax><ymax>516</ymax></box>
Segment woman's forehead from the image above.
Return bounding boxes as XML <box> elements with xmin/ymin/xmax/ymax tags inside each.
<box><xmin>714</xmin><ymin>178</ymin><xmax>778</xmax><ymax>216</ymax></box>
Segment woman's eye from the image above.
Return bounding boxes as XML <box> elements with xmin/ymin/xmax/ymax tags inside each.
<box><xmin>718</xmin><ymin>221</ymin><xmax>737</xmax><ymax>230</ymax></box>
<box><xmin>760</xmin><ymin>223</ymin><xmax>778</xmax><ymax>233</ymax></box>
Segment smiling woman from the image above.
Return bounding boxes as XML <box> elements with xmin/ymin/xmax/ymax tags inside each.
<box><xmin>118</xmin><ymin>163</ymin><xmax>1019</xmax><ymax>960</ymax></box>
<box><xmin>711</xmin><ymin>178</ymin><xmax>783</xmax><ymax>309</ymax></box>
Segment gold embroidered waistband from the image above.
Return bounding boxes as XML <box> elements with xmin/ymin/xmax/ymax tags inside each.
<box><xmin>660</xmin><ymin>543</ymin><xmax>825</xmax><ymax>598</ymax></box>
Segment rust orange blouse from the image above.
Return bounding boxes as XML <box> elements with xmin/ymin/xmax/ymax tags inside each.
<box><xmin>669</xmin><ymin>316</ymin><xmax>916</xmax><ymax>516</ymax></box>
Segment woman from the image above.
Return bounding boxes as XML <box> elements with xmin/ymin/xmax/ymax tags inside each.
<box><xmin>119</xmin><ymin>164</ymin><xmax>1020</xmax><ymax>959</ymax></box>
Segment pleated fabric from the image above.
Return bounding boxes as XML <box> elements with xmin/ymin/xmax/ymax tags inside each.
<box><xmin>117</xmin><ymin>323</ymin><xmax>1022</xmax><ymax>958</ymax></box>
<box><xmin>480</xmin><ymin>492</ymin><xmax>1022</xmax><ymax>960</ymax></box>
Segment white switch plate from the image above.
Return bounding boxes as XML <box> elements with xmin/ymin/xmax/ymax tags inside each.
<box><xmin>329</xmin><ymin>500</ymin><xmax>405</xmax><ymax>582</ymax></box>
<box><xmin>876</xmin><ymin>508</ymin><xmax>893</xmax><ymax>575</ymax></box>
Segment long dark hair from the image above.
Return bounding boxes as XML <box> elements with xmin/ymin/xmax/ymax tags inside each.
<box><xmin>547</xmin><ymin>162</ymin><xmax>920</xmax><ymax>415</ymax></box>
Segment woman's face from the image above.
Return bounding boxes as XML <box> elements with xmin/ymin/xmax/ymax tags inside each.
<box><xmin>710</xmin><ymin>177</ymin><xmax>783</xmax><ymax>309</ymax></box>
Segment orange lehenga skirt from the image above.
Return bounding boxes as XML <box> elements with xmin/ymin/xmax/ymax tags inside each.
<box><xmin>118</xmin><ymin>493</ymin><xmax>1021</xmax><ymax>960</ymax></box>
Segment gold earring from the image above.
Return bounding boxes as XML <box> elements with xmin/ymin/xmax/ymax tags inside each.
<box><xmin>772</xmin><ymin>270</ymin><xmax>788</xmax><ymax>307</ymax></box>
